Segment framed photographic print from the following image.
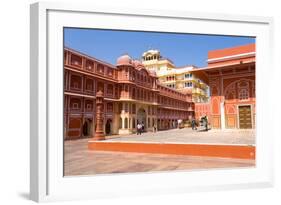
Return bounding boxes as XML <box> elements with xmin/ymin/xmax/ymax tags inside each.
<box><xmin>30</xmin><ymin>2</ymin><xmax>274</xmax><ymax>202</ymax></box>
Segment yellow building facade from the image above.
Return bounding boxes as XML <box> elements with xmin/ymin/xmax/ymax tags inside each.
<box><xmin>141</xmin><ymin>50</ymin><xmax>209</xmax><ymax>103</ymax></box>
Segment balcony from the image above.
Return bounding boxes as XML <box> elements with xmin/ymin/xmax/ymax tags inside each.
<box><xmin>192</xmin><ymin>88</ymin><xmax>201</xmax><ymax>94</ymax></box>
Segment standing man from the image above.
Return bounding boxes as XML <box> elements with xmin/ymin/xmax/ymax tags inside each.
<box><xmin>191</xmin><ymin>118</ymin><xmax>196</xmax><ymax>130</ymax></box>
<box><xmin>177</xmin><ymin>119</ymin><xmax>182</xmax><ymax>129</ymax></box>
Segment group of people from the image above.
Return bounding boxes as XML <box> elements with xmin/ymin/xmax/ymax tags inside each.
<box><xmin>191</xmin><ymin>116</ymin><xmax>209</xmax><ymax>131</ymax></box>
<box><xmin>136</xmin><ymin>122</ymin><xmax>157</xmax><ymax>135</ymax></box>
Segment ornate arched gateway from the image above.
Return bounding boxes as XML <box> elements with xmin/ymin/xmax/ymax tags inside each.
<box><xmin>224</xmin><ymin>79</ymin><xmax>255</xmax><ymax>129</ymax></box>
<box><xmin>137</xmin><ymin>108</ymin><xmax>146</xmax><ymax>131</ymax></box>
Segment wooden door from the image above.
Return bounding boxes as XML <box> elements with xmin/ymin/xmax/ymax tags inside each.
<box><xmin>239</xmin><ymin>105</ymin><xmax>252</xmax><ymax>129</ymax></box>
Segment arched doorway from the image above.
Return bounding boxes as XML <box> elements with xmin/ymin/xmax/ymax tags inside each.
<box><xmin>137</xmin><ymin>108</ymin><xmax>146</xmax><ymax>131</ymax></box>
<box><xmin>82</xmin><ymin>119</ymin><xmax>92</xmax><ymax>138</ymax></box>
<box><xmin>105</xmin><ymin>119</ymin><xmax>112</xmax><ymax>135</ymax></box>
<box><xmin>157</xmin><ymin>119</ymin><xmax>161</xmax><ymax>130</ymax></box>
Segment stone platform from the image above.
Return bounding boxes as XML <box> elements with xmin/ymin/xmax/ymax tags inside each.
<box><xmin>88</xmin><ymin>128</ymin><xmax>256</xmax><ymax>160</ymax></box>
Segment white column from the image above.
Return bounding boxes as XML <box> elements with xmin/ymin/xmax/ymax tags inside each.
<box><xmin>220</xmin><ymin>100</ymin><xmax>225</xmax><ymax>129</ymax></box>
<box><xmin>121</xmin><ymin>117</ymin><xmax>125</xmax><ymax>129</ymax></box>
<box><xmin>130</xmin><ymin>117</ymin><xmax>133</xmax><ymax>129</ymax></box>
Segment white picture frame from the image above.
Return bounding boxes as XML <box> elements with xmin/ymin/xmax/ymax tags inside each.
<box><xmin>30</xmin><ymin>2</ymin><xmax>274</xmax><ymax>202</ymax></box>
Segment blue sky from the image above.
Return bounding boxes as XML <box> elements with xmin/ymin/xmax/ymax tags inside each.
<box><xmin>64</xmin><ymin>28</ymin><xmax>255</xmax><ymax>67</ymax></box>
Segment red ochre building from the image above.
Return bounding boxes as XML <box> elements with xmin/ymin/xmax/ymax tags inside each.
<box><xmin>194</xmin><ymin>43</ymin><xmax>256</xmax><ymax>129</ymax></box>
<box><xmin>64</xmin><ymin>43</ymin><xmax>256</xmax><ymax>140</ymax></box>
<box><xmin>64</xmin><ymin>48</ymin><xmax>194</xmax><ymax>140</ymax></box>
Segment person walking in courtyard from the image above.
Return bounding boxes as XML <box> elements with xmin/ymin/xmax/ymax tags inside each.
<box><xmin>177</xmin><ymin>119</ymin><xmax>182</xmax><ymax>129</ymax></box>
<box><xmin>153</xmin><ymin>123</ymin><xmax>157</xmax><ymax>133</ymax></box>
<box><xmin>191</xmin><ymin>117</ymin><xmax>197</xmax><ymax>130</ymax></box>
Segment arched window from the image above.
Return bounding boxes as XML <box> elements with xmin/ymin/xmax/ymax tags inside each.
<box><xmin>119</xmin><ymin>117</ymin><xmax>122</xmax><ymax>129</ymax></box>
<box><xmin>124</xmin><ymin>118</ymin><xmax>128</xmax><ymax>129</ymax></box>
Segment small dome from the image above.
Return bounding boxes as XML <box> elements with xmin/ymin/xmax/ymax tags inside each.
<box><xmin>117</xmin><ymin>54</ymin><xmax>132</xmax><ymax>66</ymax></box>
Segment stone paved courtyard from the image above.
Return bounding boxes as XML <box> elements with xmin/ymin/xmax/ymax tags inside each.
<box><xmin>64</xmin><ymin>128</ymin><xmax>255</xmax><ymax>176</ymax></box>
<box><xmin>105</xmin><ymin>128</ymin><xmax>255</xmax><ymax>145</ymax></box>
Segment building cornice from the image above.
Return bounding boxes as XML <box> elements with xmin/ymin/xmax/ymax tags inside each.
<box><xmin>207</xmin><ymin>52</ymin><xmax>255</xmax><ymax>63</ymax></box>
